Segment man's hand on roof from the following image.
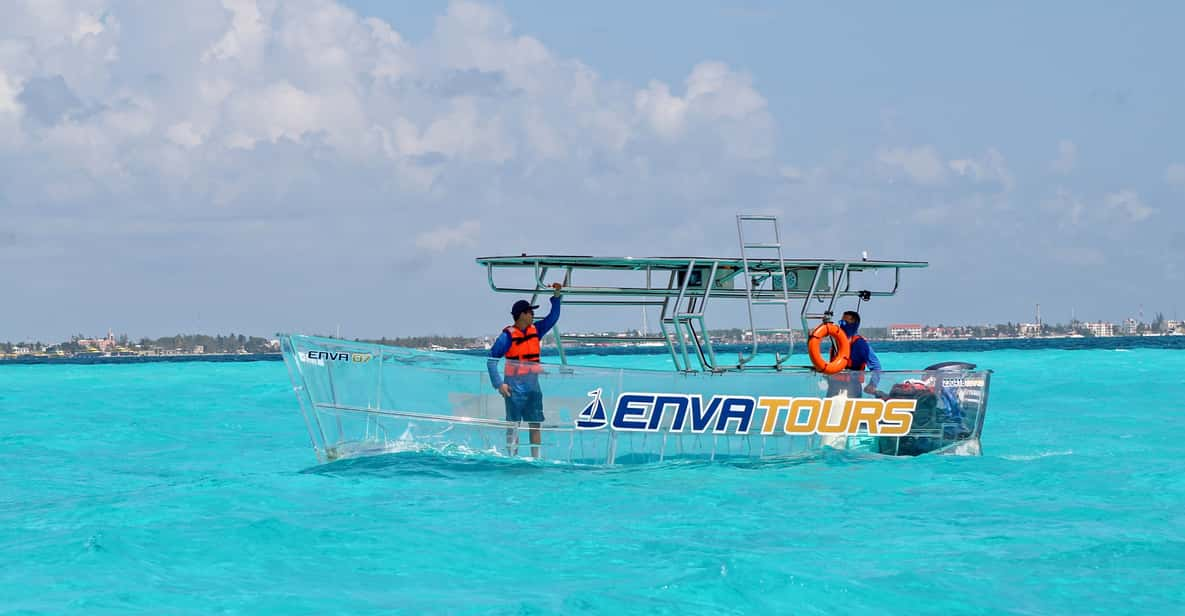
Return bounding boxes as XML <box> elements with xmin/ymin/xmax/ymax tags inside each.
<box><xmin>551</xmin><ymin>282</ymin><xmax>563</xmax><ymax>297</ymax></box>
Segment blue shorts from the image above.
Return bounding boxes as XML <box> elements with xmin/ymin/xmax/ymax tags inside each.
<box><xmin>505</xmin><ymin>389</ymin><xmax>544</xmax><ymax>423</ymax></box>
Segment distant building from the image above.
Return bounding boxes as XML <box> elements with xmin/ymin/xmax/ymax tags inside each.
<box><xmin>1123</xmin><ymin>318</ymin><xmax>1139</xmax><ymax>335</ymax></box>
<box><xmin>926</xmin><ymin>326</ymin><xmax>949</xmax><ymax>339</ymax></box>
<box><xmin>1018</xmin><ymin>323</ymin><xmax>1042</xmax><ymax>337</ymax></box>
<box><xmin>1166</xmin><ymin>320</ymin><xmax>1183</xmax><ymax>333</ymax></box>
<box><xmin>76</xmin><ymin>329</ymin><xmax>117</xmax><ymax>352</ymax></box>
<box><xmin>1083</xmin><ymin>321</ymin><xmax>1115</xmax><ymax>337</ymax></box>
<box><xmin>889</xmin><ymin>324</ymin><xmax>923</xmax><ymax>340</ymax></box>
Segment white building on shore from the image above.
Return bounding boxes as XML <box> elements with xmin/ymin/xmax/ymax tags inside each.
<box><xmin>1018</xmin><ymin>323</ymin><xmax>1042</xmax><ymax>337</ymax></box>
<box><xmin>888</xmin><ymin>324</ymin><xmax>923</xmax><ymax>340</ymax></box>
<box><xmin>1083</xmin><ymin>321</ymin><xmax>1115</xmax><ymax>337</ymax></box>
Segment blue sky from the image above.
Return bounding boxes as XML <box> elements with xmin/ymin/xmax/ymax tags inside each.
<box><xmin>1</xmin><ymin>1</ymin><xmax>1182</xmax><ymax>341</ymax></box>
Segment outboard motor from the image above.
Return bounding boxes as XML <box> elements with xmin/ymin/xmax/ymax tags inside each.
<box><xmin>924</xmin><ymin>361</ymin><xmax>977</xmax><ymax>371</ymax></box>
<box><xmin>879</xmin><ymin>365</ymin><xmax>975</xmax><ymax>456</ymax></box>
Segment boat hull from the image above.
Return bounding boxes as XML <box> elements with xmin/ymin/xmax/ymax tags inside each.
<box><xmin>280</xmin><ymin>335</ymin><xmax>991</xmax><ymax>465</ymax></box>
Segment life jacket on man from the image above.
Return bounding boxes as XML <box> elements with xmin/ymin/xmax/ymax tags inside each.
<box><xmin>830</xmin><ymin>334</ymin><xmax>868</xmax><ymax>368</ymax></box>
<box><xmin>503</xmin><ymin>325</ymin><xmax>543</xmax><ymax>376</ymax></box>
<box><xmin>830</xmin><ymin>317</ymin><xmax>867</xmax><ymax>383</ymax></box>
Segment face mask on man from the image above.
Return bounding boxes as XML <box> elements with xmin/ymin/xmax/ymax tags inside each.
<box><xmin>839</xmin><ymin>319</ymin><xmax>859</xmax><ymax>338</ymax></box>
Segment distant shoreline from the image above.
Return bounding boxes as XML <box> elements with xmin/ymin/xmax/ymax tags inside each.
<box><xmin>0</xmin><ymin>352</ymin><xmax>283</xmax><ymax>366</ymax></box>
<box><xmin>2</xmin><ymin>334</ymin><xmax>1182</xmax><ymax>366</ymax></box>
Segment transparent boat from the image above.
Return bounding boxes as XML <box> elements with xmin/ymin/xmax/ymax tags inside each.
<box><xmin>280</xmin><ymin>215</ymin><xmax>992</xmax><ymax>464</ymax></box>
<box><xmin>281</xmin><ymin>335</ymin><xmax>989</xmax><ymax>464</ymax></box>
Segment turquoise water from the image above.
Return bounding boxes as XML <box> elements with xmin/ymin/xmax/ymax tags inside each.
<box><xmin>2</xmin><ymin>348</ymin><xmax>1184</xmax><ymax>614</ymax></box>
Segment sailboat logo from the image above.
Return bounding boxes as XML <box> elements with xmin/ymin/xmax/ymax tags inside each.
<box><xmin>576</xmin><ymin>388</ymin><xmax>608</xmax><ymax>429</ymax></box>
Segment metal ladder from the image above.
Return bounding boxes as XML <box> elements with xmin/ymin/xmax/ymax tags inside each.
<box><xmin>660</xmin><ymin>260</ymin><xmax>720</xmax><ymax>372</ymax></box>
<box><xmin>737</xmin><ymin>214</ymin><xmax>795</xmax><ymax>368</ymax></box>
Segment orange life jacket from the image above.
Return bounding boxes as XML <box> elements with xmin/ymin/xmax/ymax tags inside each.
<box><xmin>830</xmin><ymin>334</ymin><xmax>867</xmax><ymax>381</ymax></box>
<box><xmin>504</xmin><ymin>325</ymin><xmax>542</xmax><ymax>376</ymax></box>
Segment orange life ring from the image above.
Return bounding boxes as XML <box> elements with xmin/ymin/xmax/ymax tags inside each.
<box><xmin>807</xmin><ymin>322</ymin><xmax>850</xmax><ymax>374</ymax></box>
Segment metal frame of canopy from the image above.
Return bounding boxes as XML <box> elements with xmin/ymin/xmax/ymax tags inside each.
<box><xmin>477</xmin><ymin>215</ymin><xmax>927</xmax><ymax>373</ymax></box>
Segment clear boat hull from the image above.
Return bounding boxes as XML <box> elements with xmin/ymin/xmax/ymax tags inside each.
<box><xmin>280</xmin><ymin>335</ymin><xmax>991</xmax><ymax>464</ymax></box>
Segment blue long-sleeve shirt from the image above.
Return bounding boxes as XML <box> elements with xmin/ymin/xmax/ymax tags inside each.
<box><xmin>850</xmin><ymin>336</ymin><xmax>882</xmax><ymax>388</ymax></box>
<box><xmin>488</xmin><ymin>296</ymin><xmax>561</xmax><ymax>390</ymax></box>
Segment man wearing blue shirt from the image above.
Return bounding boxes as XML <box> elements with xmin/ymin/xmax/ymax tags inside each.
<box><xmin>488</xmin><ymin>282</ymin><xmax>563</xmax><ymax>457</ymax></box>
<box><xmin>829</xmin><ymin>310</ymin><xmax>883</xmax><ymax>398</ymax></box>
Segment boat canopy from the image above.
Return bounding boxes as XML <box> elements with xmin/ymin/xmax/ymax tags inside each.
<box><xmin>477</xmin><ymin>216</ymin><xmax>928</xmax><ymax>373</ymax></box>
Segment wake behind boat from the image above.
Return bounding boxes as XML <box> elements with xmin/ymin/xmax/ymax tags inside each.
<box><xmin>280</xmin><ymin>215</ymin><xmax>990</xmax><ymax>464</ymax></box>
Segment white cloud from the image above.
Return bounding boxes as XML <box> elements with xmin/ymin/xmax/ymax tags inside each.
<box><xmin>948</xmin><ymin>148</ymin><xmax>1014</xmax><ymax>191</ymax></box>
<box><xmin>223</xmin><ymin>81</ymin><xmax>331</xmax><ymax>148</ymax></box>
<box><xmin>634</xmin><ymin>61</ymin><xmax>773</xmax><ymax>158</ymax></box>
<box><xmin>202</xmin><ymin>0</ymin><xmax>267</xmax><ymax>64</ymax></box>
<box><xmin>1103</xmin><ymin>189</ymin><xmax>1154</xmax><ymax>222</ymax></box>
<box><xmin>1</xmin><ymin>3</ymin><xmax>122</xmax><ymax>96</ymax></box>
<box><xmin>0</xmin><ymin>0</ymin><xmax>786</xmax><ymax>219</ymax></box>
<box><xmin>523</xmin><ymin>107</ymin><xmax>565</xmax><ymax>160</ymax></box>
<box><xmin>1051</xmin><ymin>139</ymin><xmax>1076</xmax><ymax>174</ymax></box>
<box><xmin>166</xmin><ymin>122</ymin><xmax>204</xmax><ymax>148</ymax></box>
<box><xmin>876</xmin><ymin>145</ymin><xmax>946</xmax><ymax>185</ymax></box>
<box><xmin>683</xmin><ymin>61</ymin><xmax>767</xmax><ymax>119</ymax></box>
<box><xmin>72</xmin><ymin>11</ymin><xmax>106</xmax><ymax>43</ymax></box>
<box><xmin>1041</xmin><ymin>188</ymin><xmax>1086</xmax><ymax>226</ymax></box>
<box><xmin>0</xmin><ymin>70</ymin><xmax>22</xmax><ymax>147</ymax></box>
<box><xmin>415</xmin><ymin>98</ymin><xmax>515</xmax><ymax>163</ymax></box>
<box><xmin>0</xmin><ymin>70</ymin><xmax>21</xmax><ymax>114</ymax></box>
<box><xmin>415</xmin><ymin>220</ymin><xmax>481</xmax><ymax>252</ymax></box>
<box><xmin>1043</xmin><ymin>188</ymin><xmax>1155</xmax><ymax>225</ymax></box>
<box><xmin>876</xmin><ymin>145</ymin><xmax>1013</xmax><ymax>191</ymax></box>
<box><xmin>635</xmin><ymin>81</ymin><xmax>688</xmax><ymax>139</ymax></box>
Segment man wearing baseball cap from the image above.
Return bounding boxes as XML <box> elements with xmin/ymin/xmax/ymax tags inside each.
<box><xmin>487</xmin><ymin>282</ymin><xmax>563</xmax><ymax>457</ymax></box>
